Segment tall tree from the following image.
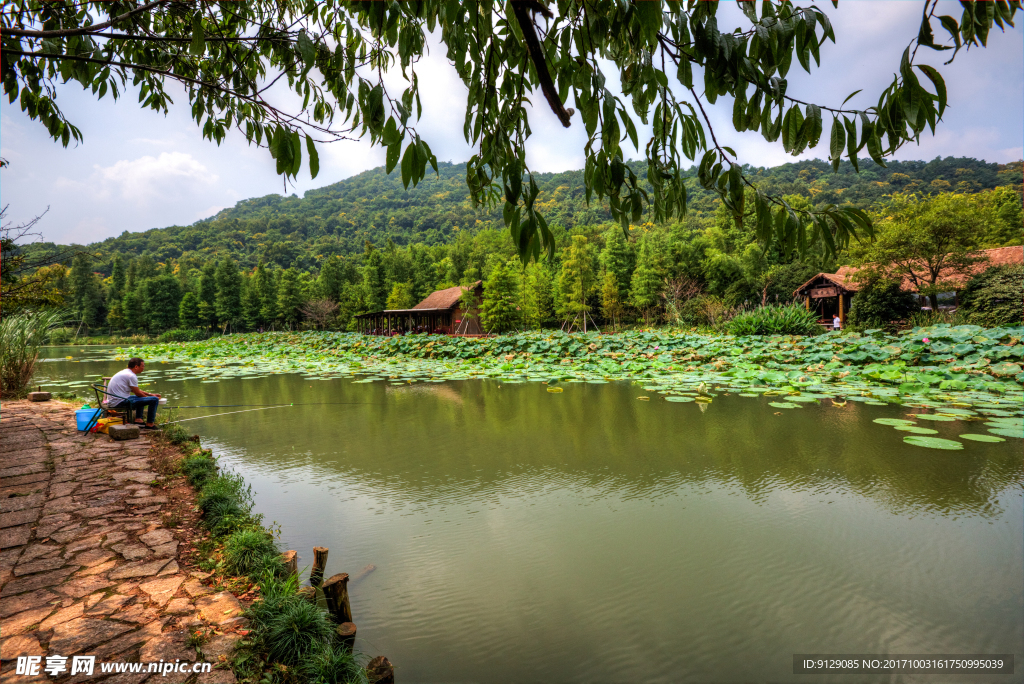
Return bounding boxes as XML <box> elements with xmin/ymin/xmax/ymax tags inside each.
<box><xmin>145</xmin><ymin>274</ymin><xmax>183</xmax><ymax>331</ymax></box>
<box><xmin>385</xmin><ymin>281</ymin><xmax>415</xmax><ymax>310</ymax></box>
<box><xmin>214</xmin><ymin>257</ymin><xmax>243</xmax><ymax>332</ymax></box>
<box><xmin>179</xmin><ymin>291</ymin><xmax>202</xmax><ymax>329</ymax></box>
<box><xmin>630</xmin><ymin>234</ymin><xmax>664</xmax><ymax>325</ymax></box>
<box><xmin>522</xmin><ymin>262</ymin><xmax>554</xmax><ymax>329</ymax></box>
<box><xmin>197</xmin><ymin>261</ymin><xmax>218</xmax><ymax>328</ymax></box>
<box><xmin>363</xmin><ymin>249</ymin><xmax>388</xmax><ymax>313</ymax></box>
<box><xmin>480</xmin><ymin>258</ymin><xmax>521</xmax><ymax>333</ymax></box>
<box><xmin>317</xmin><ymin>256</ymin><xmax>345</xmax><ymax>302</ymax></box>
<box><xmin>257</xmin><ymin>266</ymin><xmax>279</xmax><ymax>330</ymax></box>
<box><xmin>240</xmin><ymin>272</ymin><xmax>260</xmax><ymax>331</ymax></box>
<box><xmin>8</xmin><ymin>1</ymin><xmax>1013</xmax><ymax>261</ymax></box>
<box><xmin>556</xmin><ymin>235</ymin><xmax>596</xmax><ymax>326</ymax></box>
<box><xmin>69</xmin><ymin>253</ymin><xmax>104</xmax><ymax>330</ymax></box>
<box><xmin>600</xmin><ymin>271</ymin><xmax>625</xmax><ymax>331</ymax></box>
<box><xmin>276</xmin><ymin>268</ymin><xmax>305</xmax><ymax>329</ymax></box>
<box><xmin>600</xmin><ymin>226</ymin><xmax>633</xmax><ymax>301</ymax></box>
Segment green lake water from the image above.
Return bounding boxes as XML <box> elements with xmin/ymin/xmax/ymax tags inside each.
<box><xmin>31</xmin><ymin>347</ymin><xmax>1024</xmax><ymax>682</ymax></box>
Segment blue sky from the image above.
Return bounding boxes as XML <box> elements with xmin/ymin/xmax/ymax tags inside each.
<box><xmin>2</xmin><ymin>1</ymin><xmax>1021</xmax><ymax>245</ymax></box>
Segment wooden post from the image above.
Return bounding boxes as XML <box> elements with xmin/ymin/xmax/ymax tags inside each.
<box><xmin>838</xmin><ymin>291</ymin><xmax>845</xmax><ymax>325</ymax></box>
<box><xmin>311</xmin><ymin>546</ymin><xmax>329</xmax><ymax>587</ymax></box>
<box><xmin>297</xmin><ymin>586</ymin><xmax>317</xmax><ymax>604</ymax></box>
<box><xmin>805</xmin><ymin>295</ymin><xmax>810</xmax><ymax>310</ymax></box>
<box><xmin>366</xmin><ymin>656</ymin><xmax>394</xmax><ymax>684</ymax></box>
<box><xmin>280</xmin><ymin>550</ymin><xmax>297</xmax><ymax>579</ymax></box>
<box><xmin>322</xmin><ymin>573</ymin><xmax>353</xmax><ymax>623</ymax></box>
<box><xmin>336</xmin><ymin>622</ymin><xmax>357</xmax><ymax>651</ymax></box>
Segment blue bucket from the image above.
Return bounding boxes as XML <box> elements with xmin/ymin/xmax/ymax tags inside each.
<box><xmin>75</xmin><ymin>408</ymin><xmax>102</xmax><ymax>431</ymax></box>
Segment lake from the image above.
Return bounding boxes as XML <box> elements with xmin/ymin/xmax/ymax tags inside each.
<box><xmin>33</xmin><ymin>346</ymin><xmax>1024</xmax><ymax>682</ymax></box>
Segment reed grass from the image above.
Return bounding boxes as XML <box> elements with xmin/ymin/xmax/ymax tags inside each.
<box><xmin>1</xmin><ymin>309</ymin><xmax>67</xmax><ymax>397</ymax></box>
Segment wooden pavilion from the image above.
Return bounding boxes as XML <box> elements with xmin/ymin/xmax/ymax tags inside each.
<box><xmin>794</xmin><ymin>245</ymin><xmax>1023</xmax><ymax>327</ymax></box>
<box><xmin>793</xmin><ymin>271</ymin><xmax>859</xmax><ymax>328</ymax></box>
<box><xmin>355</xmin><ymin>282</ymin><xmax>484</xmax><ymax>335</ymax></box>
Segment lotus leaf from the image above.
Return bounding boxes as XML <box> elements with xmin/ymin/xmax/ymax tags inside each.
<box><xmin>913</xmin><ymin>414</ymin><xmax>956</xmax><ymax>421</ymax></box>
<box><xmin>895</xmin><ymin>426</ymin><xmax>938</xmax><ymax>434</ymax></box>
<box><xmin>988</xmin><ymin>427</ymin><xmax>1022</xmax><ymax>438</ymax></box>
<box><xmin>769</xmin><ymin>402</ymin><xmax>799</xmax><ymax>409</ymax></box>
<box><xmin>959</xmin><ymin>434</ymin><xmax>1005</xmax><ymax>442</ymax></box>
<box><xmin>903</xmin><ymin>436</ymin><xmax>963</xmax><ymax>450</ymax></box>
<box><xmin>873</xmin><ymin>418</ymin><xmax>916</xmax><ymax>426</ymax></box>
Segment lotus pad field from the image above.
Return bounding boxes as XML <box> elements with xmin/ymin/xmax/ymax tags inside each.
<box><xmin>109</xmin><ymin>323</ymin><xmax>1024</xmax><ymax>447</ymax></box>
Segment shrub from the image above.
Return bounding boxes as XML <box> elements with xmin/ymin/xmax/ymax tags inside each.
<box><xmin>197</xmin><ymin>471</ymin><xmax>254</xmax><ymax>535</ymax></box>
<box><xmin>264</xmin><ymin>599</ymin><xmax>336</xmax><ymax>666</ymax></box>
<box><xmin>47</xmin><ymin>326</ymin><xmax>75</xmax><ymax>344</ymax></box>
<box><xmin>958</xmin><ymin>264</ymin><xmax>1024</xmax><ymax>327</ymax></box>
<box><xmin>158</xmin><ymin>328</ymin><xmax>211</xmax><ymax>343</ymax></box>
<box><xmin>182</xmin><ymin>450</ymin><xmax>218</xmax><ymax>489</ymax></box>
<box><xmin>224</xmin><ymin>529</ymin><xmax>282</xmax><ymax>579</ymax></box>
<box><xmin>161</xmin><ymin>422</ymin><xmax>191</xmax><ymax>445</ymax></box>
<box><xmin>727</xmin><ymin>304</ymin><xmax>819</xmax><ymax>336</ymax></box>
<box><xmin>846</xmin><ymin>278</ymin><xmax>918</xmax><ymax>329</ymax></box>
<box><xmin>679</xmin><ymin>295</ymin><xmax>732</xmax><ymax>328</ymax></box>
<box><xmin>300</xmin><ymin>640</ymin><xmax>366</xmax><ymax>684</ymax></box>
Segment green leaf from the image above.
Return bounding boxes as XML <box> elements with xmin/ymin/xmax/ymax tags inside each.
<box><xmin>916</xmin><ymin>64</ymin><xmax>947</xmax><ymax>117</ymax></box>
<box><xmin>843</xmin><ymin>116</ymin><xmax>859</xmax><ymax>172</ymax></box>
<box><xmin>382</xmin><ymin>117</ymin><xmax>401</xmax><ymax>146</ymax></box>
<box><xmin>289</xmin><ymin>130</ymin><xmax>302</xmax><ymax>176</ymax></box>
<box><xmin>305</xmin><ymin>134</ymin><xmax>319</xmax><ymax>179</ymax></box>
<box><xmin>190</xmin><ymin>14</ymin><xmax>205</xmax><ymax>57</ymax></box>
<box><xmin>297</xmin><ymin>31</ymin><xmax>316</xmax><ymax>68</ymax></box>
<box><xmin>386</xmin><ymin>142</ymin><xmax>400</xmax><ymax>174</ymax></box>
<box><xmin>829</xmin><ymin>117</ymin><xmax>845</xmax><ymax>170</ymax></box>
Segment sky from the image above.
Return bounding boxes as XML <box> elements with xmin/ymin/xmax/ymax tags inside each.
<box><xmin>2</xmin><ymin>1</ymin><xmax>1021</xmax><ymax>245</ymax></box>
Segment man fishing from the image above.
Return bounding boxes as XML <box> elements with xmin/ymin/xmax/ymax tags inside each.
<box><xmin>105</xmin><ymin>357</ymin><xmax>161</xmax><ymax>429</ymax></box>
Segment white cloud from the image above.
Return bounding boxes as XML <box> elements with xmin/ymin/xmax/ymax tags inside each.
<box><xmin>197</xmin><ymin>205</ymin><xmax>226</xmax><ymax>220</ymax></box>
<box><xmin>91</xmin><ymin>152</ymin><xmax>218</xmax><ymax>203</ymax></box>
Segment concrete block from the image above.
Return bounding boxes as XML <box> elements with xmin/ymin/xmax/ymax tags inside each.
<box><xmin>27</xmin><ymin>392</ymin><xmax>51</xmax><ymax>402</ymax></box>
<box><xmin>108</xmin><ymin>424</ymin><xmax>140</xmax><ymax>441</ymax></box>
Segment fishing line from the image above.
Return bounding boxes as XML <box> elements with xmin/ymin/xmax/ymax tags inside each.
<box><xmin>161</xmin><ymin>405</ymin><xmax>290</xmax><ymax>424</ymax></box>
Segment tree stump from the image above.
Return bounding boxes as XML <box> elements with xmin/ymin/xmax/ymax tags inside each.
<box><xmin>280</xmin><ymin>550</ymin><xmax>297</xmax><ymax>579</ymax></box>
<box><xmin>310</xmin><ymin>546</ymin><xmax>329</xmax><ymax>587</ymax></box>
<box><xmin>336</xmin><ymin>622</ymin><xmax>357</xmax><ymax>652</ymax></box>
<box><xmin>297</xmin><ymin>586</ymin><xmax>317</xmax><ymax>604</ymax></box>
<box><xmin>366</xmin><ymin>656</ymin><xmax>394</xmax><ymax>684</ymax></box>
<box><xmin>321</xmin><ymin>573</ymin><xmax>352</xmax><ymax>623</ymax></box>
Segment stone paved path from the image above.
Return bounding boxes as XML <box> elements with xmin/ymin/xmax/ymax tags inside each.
<box><xmin>1</xmin><ymin>402</ymin><xmax>244</xmax><ymax>683</ymax></box>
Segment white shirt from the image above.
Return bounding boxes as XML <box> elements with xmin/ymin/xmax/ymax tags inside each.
<box><xmin>105</xmin><ymin>369</ymin><xmax>138</xmax><ymax>406</ymax></box>
<box><xmin>833</xmin><ymin>317</ymin><xmax>841</xmax><ymax>329</ymax></box>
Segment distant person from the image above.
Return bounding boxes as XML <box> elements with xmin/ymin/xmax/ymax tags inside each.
<box><xmin>105</xmin><ymin>357</ymin><xmax>161</xmax><ymax>429</ymax></box>
<box><xmin>833</xmin><ymin>315</ymin><xmax>841</xmax><ymax>330</ymax></box>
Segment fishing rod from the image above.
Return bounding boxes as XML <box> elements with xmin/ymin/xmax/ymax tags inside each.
<box><xmin>162</xmin><ymin>402</ymin><xmax>382</xmax><ymax>409</ymax></box>
<box><xmin>158</xmin><ymin>401</ymin><xmax>383</xmax><ymax>425</ymax></box>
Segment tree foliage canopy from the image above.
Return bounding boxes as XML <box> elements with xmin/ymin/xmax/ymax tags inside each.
<box><xmin>3</xmin><ymin>0</ymin><xmax>1018</xmax><ymax>261</ymax></box>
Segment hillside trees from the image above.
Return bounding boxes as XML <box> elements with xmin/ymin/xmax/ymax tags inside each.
<box><xmin>7</xmin><ymin>1</ymin><xmax>1018</xmax><ymax>262</ymax></box>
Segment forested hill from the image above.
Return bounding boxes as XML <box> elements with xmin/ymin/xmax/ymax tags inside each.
<box><xmin>60</xmin><ymin>156</ymin><xmax>1024</xmax><ymax>273</ymax></box>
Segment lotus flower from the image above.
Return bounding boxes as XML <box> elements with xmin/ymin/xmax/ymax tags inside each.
<box><xmin>923</xmin><ymin>337</ymin><xmax>930</xmax><ymax>343</ymax></box>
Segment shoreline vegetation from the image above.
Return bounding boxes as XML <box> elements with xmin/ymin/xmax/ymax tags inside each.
<box><xmin>155</xmin><ymin>422</ymin><xmax>387</xmax><ymax>684</ymax></box>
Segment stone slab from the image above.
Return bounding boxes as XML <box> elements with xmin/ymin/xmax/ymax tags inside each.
<box><xmin>194</xmin><ymin>592</ymin><xmax>243</xmax><ymax>625</ymax></box>
<box><xmin>139</xmin><ymin>575</ymin><xmax>184</xmax><ymax>606</ymax></box>
<box><xmin>0</xmin><ymin>588</ymin><xmax>58</xmax><ymax>618</ymax></box>
<box><xmin>109</xmin><ymin>558</ymin><xmax>171</xmax><ymax>580</ymax></box>
<box><xmin>108</xmin><ymin>424</ymin><xmax>140</xmax><ymax>441</ymax></box>
<box><xmin>49</xmin><ymin>617</ymin><xmax>136</xmax><ymax>655</ymax></box>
